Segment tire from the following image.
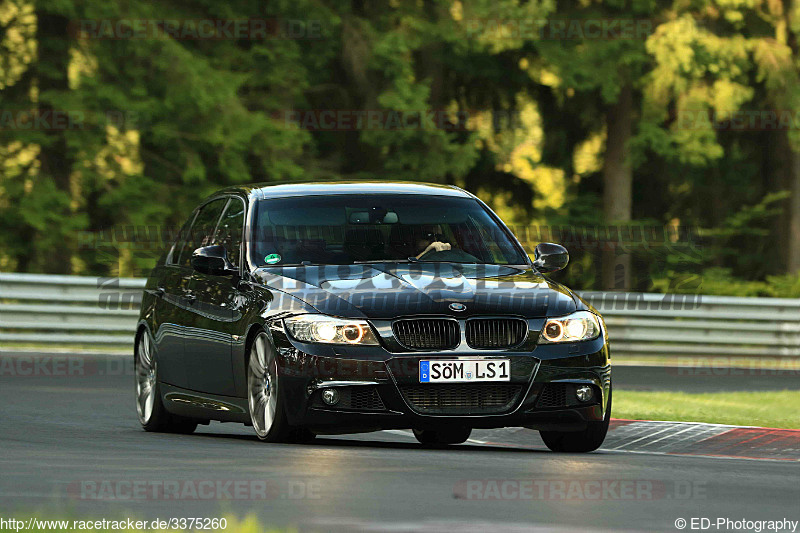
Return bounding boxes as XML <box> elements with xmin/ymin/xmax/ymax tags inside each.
<box><xmin>539</xmin><ymin>387</ymin><xmax>612</xmax><ymax>453</ymax></box>
<box><xmin>413</xmin><ymin>427</ymin><xmax>472</xmax><ymax>446</ymax></box>
<box><xmin>247</xmin><ymin>330</ymin><xmax>293</xmax><ymax>442</ymax></box>
<box><xmin>135</xmin><ymin>329</ymin><xmax>197</xmax><ymax>434</ymax></box>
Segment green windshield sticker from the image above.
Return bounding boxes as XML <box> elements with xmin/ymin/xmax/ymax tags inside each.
<box><xmin>264</xmin><ymin>253</ymin><xmax>282</xmax><ymax>264</ymax></box>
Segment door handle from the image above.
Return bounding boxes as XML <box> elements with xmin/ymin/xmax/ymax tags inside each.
<box><xmin>155</xmin><ymin>287</ymin><xmax>165</xmax><ymax>298</ymax></box>
<box><xmin>185</xmin><ymin>293</ymin><xmax>197</xmax><ymax>304</ymax></box>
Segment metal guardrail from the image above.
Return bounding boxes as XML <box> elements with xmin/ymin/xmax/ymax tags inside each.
<box><xmin>581</xmin><ymin>292</ymin><xmax>800</xmax><ymax>358</ymax></box>
<box><xmin>1</xmin><ymin>272</ymin><xmax>799</xmax><ymax>357</ymax></box>
<box><xmin>0</xmin><ymin>273</ymin><xmax>144</xmax><ymax>348</ymax></box>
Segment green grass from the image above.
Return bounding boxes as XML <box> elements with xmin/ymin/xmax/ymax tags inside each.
<box><xmin>611</xmin><ymin>355</ymin><xmax>800</xmax><ymax>370</ymax></box>
<box><xmin>614</xmin><ymin>390</ymin><xmax>800</xmax><ymax>429</ymax></box>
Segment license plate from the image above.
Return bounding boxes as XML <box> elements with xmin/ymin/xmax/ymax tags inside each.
<box><xmin>419</xmin><ymin>359</ymin><xmax>510</xmax><ymax>383</ymax></box>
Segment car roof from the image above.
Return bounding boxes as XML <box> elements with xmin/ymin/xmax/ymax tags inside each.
<box><xmin>213</xmin><ymin>181</ymin><xmax>474</xmax><ymax>200</ymax></box>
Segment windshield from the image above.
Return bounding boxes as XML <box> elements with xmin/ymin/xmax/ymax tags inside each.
<box><xmin>250</xmin><ymin>194</ymin><xmax>529</xmax><ymax>266</ymax></box>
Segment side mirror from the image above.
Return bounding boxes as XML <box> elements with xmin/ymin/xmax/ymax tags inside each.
<box><xmin>533</xmin><ymin>242</ymin><xmax>569</xmax><ymax>273</ymax></box>
<box><xmin>191</xmin><ymin>245</ymin><xmax>237</xmax><ymax>276</ymax></box>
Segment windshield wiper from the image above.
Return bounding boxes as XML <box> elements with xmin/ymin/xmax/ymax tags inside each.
<box><xmin>354</xmin><ymin>258</ymin><xmax>499</xmax><ymax>265</ymax></box>
<box><xmin>352</xmin><ymin>259</ymin><xmax>417</xmax><ymax>264</ymax></box>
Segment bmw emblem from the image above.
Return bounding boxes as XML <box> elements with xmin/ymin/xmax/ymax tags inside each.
<box><xmin>449</xmin><ymin>302</ymin><xmax>467</xmax><ymax>312</ymax></box>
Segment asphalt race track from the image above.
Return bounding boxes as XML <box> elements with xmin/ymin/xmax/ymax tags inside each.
<box><xmin>0</xmin><ymin>352</ymin><xmax>798</xmax><ymax>532</ymax></box>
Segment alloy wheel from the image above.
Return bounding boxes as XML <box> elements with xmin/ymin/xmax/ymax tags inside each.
<box><xmin>247</xmin><ymin>333</ymin><xmax>279</xmax><ymax>438</ymax></box>
<box><xmin>135</xmin><ymin>332</ymin><xmax>157</xmax><ymax>425</ymax></box>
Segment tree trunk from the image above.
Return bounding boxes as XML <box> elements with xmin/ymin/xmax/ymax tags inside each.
<box><xmin>420</xmin><ymin>0</ymin><xmax>445</xmax><ymax>110</ymax></box>
<box><xmin>781</xmin><ymin>0</ymin><xmax>800</xmax><ymax>273</ymax></box>
<box><xmin>1</xmin><ymin>64</ymin><xmax>34</xmax><ymax>272</ymax></box>
<box><xmin>35</xmin><ymin>11</ymin><xmax>73</xmax><ymax>274</ymax></box>
<box><xmin>601</xmin><ymin>82</ymin><xmax>633</xmax><ymax>290</ymax></box>
<box><xmin>786</xmin><ymin>149</ymin><xmax>800</xmax><ymax>273</ymax></box>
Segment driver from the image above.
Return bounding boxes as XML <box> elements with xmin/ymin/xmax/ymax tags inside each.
<box><xmin>415</xmin><ymin>224</ymin><xmax>451</xmax><ymax>259</ymax></box>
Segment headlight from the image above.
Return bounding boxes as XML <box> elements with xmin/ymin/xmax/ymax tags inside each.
<box><xmin>538</xmin><ymin>311</ymin><xmax>601</xmax><ymax>343</ymax></box>
<box><xmin>283</xmin><ymin>314</ymin><xmax>379</xmax><ymax>345</ymax></box>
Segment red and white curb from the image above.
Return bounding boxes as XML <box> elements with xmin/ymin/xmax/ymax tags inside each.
<box><xmin>605</xmin><ymin>419</ymin><xmax>800</xmax><ymax>461</ymax></box>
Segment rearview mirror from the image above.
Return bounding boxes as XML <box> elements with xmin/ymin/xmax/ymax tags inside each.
<box><xmin>349</xmin><ymin>209</ymin><xmax>398</xmax><ymax>224</ymax></box>
<box><xmin>191</xmin><ymin>245</ymin><xmax>237</xmax><ymax>276</ymax></box>
<box><xmin>533</xmin><ymin>243</ymin><xmax>569</xmax><ymax>273</ymax></box>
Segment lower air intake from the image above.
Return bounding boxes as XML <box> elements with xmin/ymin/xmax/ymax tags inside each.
<box><xmin>536</xmin><ymin>383</ymin><xmax>568</xmax><ymax>408</ymax></box>
<box><xmin>400</xmin><ymin>384</ymin><xmax>523</xmax><ymax>415</ymax></box>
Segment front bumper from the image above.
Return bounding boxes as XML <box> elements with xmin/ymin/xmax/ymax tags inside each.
<box><xmin>274</xmin><ymin>333</ymin><xmax>611</xmax><ymax>434</ymax></box>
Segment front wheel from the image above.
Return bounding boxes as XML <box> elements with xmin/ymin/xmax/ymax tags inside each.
<box><xmin>539</xmin><ymin>387</ymin><xmax>611</xmax><ymax>453</ymax></box>
<box><xmin>135</xmin><ymin>330</ymin><xmax>197</xmax><ymax>434</ymax></box>
<box><xmin>247</xmin><ymin>331</ymin><xmax>292</xmax><ymax>442</ymax></box>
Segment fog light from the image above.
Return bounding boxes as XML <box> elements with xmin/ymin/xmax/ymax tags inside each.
<box><xmin>321</xmin><ymin>388</ymin><xmax>340</xmax><ymax>406</ymax></box>
<box><xmin>575</xmin><ymin>385</ymin><xmax>593</xmax><ymax>403</ymax></box>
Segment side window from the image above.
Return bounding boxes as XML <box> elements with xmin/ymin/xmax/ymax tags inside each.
<box><xmin>214</xmin><ymin>198</ymin><xmax>245</xmax><ymax>268</ymax></box>
<box><xmin>166</xmin><ymin>212</ymin><xmax>197</xmax><ymax>266</ymax></box>
<box><xmin>179</xmin><ymin>198</ymin><xmax>227</xmax><ymax>268</ymax></box>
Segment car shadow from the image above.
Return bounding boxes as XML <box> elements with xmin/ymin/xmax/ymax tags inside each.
<box><xmin>313</xmin><ymin>436</ymin><xmax>549</xmax><ymax>454</ymax></box>
<box><xmin>183</xmin><ymin>427</ymin><xmax>551</xmax><ymax>454</ymax></box>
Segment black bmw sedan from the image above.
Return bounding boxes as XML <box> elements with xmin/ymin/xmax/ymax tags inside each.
<box><xmin>135</xmin><ymin>182</ymin><xmax>611</xmax><ymax>452</ymax></box>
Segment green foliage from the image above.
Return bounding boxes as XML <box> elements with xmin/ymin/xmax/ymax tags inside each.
<box><xmin>0</xmin><ymin>0</ymin><xmax>798</xmax><ymax>294</ymax></box>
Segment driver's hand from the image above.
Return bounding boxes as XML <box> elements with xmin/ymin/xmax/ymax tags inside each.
<box><xmin>417</xmin><ymin>241</ymin><xmax>451</xmax><ymax>258</ymax></box>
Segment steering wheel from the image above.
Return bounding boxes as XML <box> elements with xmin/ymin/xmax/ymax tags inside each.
<box><xmin>417</xmin><ymin>248</ymin><xmax>479</xmax><ymax>262</ymax></box>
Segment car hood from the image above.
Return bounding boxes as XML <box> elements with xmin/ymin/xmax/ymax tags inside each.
<box><xmin>253</xmin><ymin>263</ymin><xmax>578</xmax><ymax>319</ymax></box>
